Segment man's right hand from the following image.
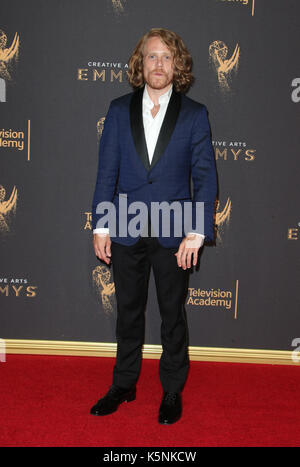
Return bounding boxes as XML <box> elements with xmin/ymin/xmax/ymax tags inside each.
<box><xmin>93</xmin><ymin>233</ymin><xmax>112</xmax><ymax>265</ymax></box>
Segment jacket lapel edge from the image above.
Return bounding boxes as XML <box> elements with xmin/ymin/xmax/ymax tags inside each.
<box><xmin>130</xmin><ymin>86</ymin><xmax>150</xmax><ymax>171</ymax></box>
<box><xmin>150</xmin><ymin>90</ymin><xmax>182</xmax><ymax>170</ymax></box>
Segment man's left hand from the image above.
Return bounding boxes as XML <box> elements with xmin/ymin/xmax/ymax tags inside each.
<box><xmin>175</xmin><ymin>234</ymin><xmax>204</xmax><ymax>269</ymax></box>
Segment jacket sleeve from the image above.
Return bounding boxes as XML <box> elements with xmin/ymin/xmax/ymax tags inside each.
<box><xmin>92</xmin><ymin>101</ymin><xmax>120</xmax><ymax>231</ymax></box>
<box><xmin>190</xmin><ymin>104</ymin><xmax>217</xmax><ymax>243</ymax></box>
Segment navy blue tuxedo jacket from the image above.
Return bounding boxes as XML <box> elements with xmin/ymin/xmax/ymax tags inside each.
<box><xmin>92</xmin><ymin>86</ymin><xmax>217</xmax><ymax>248</ymax></box>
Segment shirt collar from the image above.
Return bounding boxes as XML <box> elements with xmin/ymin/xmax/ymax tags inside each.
<box><xmin>143</xmin><ymin>83</ymin><xmax>173</xmax><ymax>109</ymax></box>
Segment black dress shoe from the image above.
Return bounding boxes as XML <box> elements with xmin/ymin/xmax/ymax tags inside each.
<box><xmin>90</xmin><ymin>385</ymin><xmax>136</xmax><ymax>416</ymax></box>
<box><xmin>158</xmin><ymin>392</ymin><xmax>182</xmax><ymax>425</ymax></box>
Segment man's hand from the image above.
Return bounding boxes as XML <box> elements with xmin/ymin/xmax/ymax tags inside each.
<box><xmin>175</xmin><ymin>234</ymin><xmax>203</xmax><ymax>269</ymax></box>
<box><xmin>93</xmin><ymin>233</ymin><xmax>112</xmax><ymax>265</ymax></box>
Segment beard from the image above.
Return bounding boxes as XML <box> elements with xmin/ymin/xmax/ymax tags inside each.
<box><xmin>144</xmin><ymin>70</ymin><xmax>173</xmax><ymax>90</ymax></box>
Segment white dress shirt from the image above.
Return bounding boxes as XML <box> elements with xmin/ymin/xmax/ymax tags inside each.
<box><xmin>93</xmin><ymin>83</ymin><xmax>205</xmax><ymax>246</ymax></box>
<box><xmin>142</xmin><ymin>83</ymin><xmax>173</xmax><ymax>163</ymax></box>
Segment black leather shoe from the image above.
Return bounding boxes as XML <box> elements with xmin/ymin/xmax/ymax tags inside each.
<box><xmin>90</xmin><ymin>385</ymin><xmax>136</xmax><ymax>416</ymax></box>
<box><xmin>158</xmin><ymin>392</ymin><xmax>182</xmax><ymax>425</ymax></box>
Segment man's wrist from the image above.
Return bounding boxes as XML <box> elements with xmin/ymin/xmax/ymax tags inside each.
<box><xmin>186</xmin><ymin>232</ymin><xmax>205</xmax><ymax>248</ymax></box>
<box><xmin>93</xmin><ymin>228</ymin><xmax>109</xmax><ymax>235</ymax></box>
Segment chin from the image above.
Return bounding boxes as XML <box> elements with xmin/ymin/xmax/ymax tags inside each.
<box><xmin>147</xmin><ymin>79</ymin><xmax>171</xmax><ymax>90</ymax></box>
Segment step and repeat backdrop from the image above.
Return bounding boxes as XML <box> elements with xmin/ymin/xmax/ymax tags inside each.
<box><xmin>0</xmin><ymin>0</ymin><xmax>299</xmax><ymax>353</ymax></box>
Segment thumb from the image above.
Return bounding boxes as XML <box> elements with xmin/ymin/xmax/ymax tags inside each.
<box><xmin>106</xmin><ymin>242</ymin><xmax>112</xmax><ymax>257</ymax></box>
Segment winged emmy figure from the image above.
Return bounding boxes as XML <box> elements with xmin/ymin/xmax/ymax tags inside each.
<box><xmin>0</xmin><ymin>30</ymin><xmax>19</xmax><ymax>102</ymax></box>
<box><xmin>0</xmin><ymin>31</ymin><xmax>20</xmax><ymax>81</ymax></box>
<box><xmin>92</xmin><ymin>265</ymin><xmax>115</xmax><ymax>314</ymax></box>
<box><xmin>215</xmin><ymin>197</ymin><xmax>232</xmax><ymax>241</ymax></box>
<box><xmin>0</xmin><ymin>185</ymin><xmax>18</xmax><ymax>233</ymax></box>
<box><xmin>209</xmin><ymin>41</ymin><xmax>240</xmax><ymax>91</ymax></box>
<box><xmin>112</xmin><ymin>0</ymin><xmax>126</xmax><ymax>14</ymax></box>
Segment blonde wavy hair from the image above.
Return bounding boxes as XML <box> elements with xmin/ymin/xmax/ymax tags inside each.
<box><xmin>128</xmin><ymin>28</ymin><xmax>194</xmax><ymax>93</ymax></box>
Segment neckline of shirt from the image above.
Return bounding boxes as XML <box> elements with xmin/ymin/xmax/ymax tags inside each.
<box><xmin>143</xmin><ymin>84</ymin><xmax>173</xmax><ymax>109</ymax></box>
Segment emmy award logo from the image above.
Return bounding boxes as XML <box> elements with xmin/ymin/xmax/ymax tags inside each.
<box><xmin>112</xmin><ymin>0</ymin><xmax>126</xmax><ymax>14</ymax></box>
<box><xmin>209</xmin><ymin>41</ymin><xmax>240</xmax><ymax>92</ymax></box>
<box><xmin>92</xmin><ymin>265</ymin><xmax>116</xmax><ymax>314</ymax></box>
<box><xmin>215</xmin><ymin>197</ymin><xmax>232</xmax><ymax>242</ymax></box>
<box><xmin>96</xmin><ymin>117</ymin><xmax>106</xmax><ymax>141</ymax></box>
<box><xmin>0</xmin><ymin>185</ymin><xmax>18</xmax><ymax>233</ymax></box>
<box><xmin>0</xmin><ymin>30</ymin><xmax>20</xmax><ymax>102</ymax></box>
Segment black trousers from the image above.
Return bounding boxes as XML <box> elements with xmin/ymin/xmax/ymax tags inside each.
<box><xmin>110</xmin><ymin>234</ymin><xmax>190</xmax><ymax>393</ymax></box>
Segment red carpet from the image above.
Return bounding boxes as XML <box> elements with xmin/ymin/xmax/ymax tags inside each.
<box><xmin>1</xmin><ymin>354</ymin><xmax>300</xmax><ymax>447</ymax></box>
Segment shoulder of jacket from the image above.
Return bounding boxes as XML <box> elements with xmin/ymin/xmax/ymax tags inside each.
<box><xmin>181</xmin><ymin>93</ymin><xmax>207</xmax><ymax>112</ymax></box>
<box><xmin>110</xmin><ymin>91</ymin><xmax>135</xmax><ymax>108</ymax></box>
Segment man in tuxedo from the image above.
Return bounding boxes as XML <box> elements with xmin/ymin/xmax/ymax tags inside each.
<box><xmin>90</xmin><ymin>28</ymin><xmax>217</xmax><ymax>424</ymax></box>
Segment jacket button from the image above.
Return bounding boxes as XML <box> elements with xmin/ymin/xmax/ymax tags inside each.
<box><xmin>148</xmin><ymin>180</ymin><xmax>153</xmax><ymax>184</ymax></box>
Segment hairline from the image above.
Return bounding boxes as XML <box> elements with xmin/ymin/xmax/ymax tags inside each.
<box><xmin>141</xmin><ymin>33</ymin><xmax>175</xmax><ymax>58</ymax></box>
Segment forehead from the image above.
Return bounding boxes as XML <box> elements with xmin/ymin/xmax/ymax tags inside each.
<box><xmin>144</xmin><ymin>36</ymin><xmax>172</xmax><ymax>54</ymax></box>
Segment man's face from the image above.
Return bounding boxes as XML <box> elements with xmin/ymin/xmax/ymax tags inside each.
<box><xmin>143</xmin><ymin>36</ymin><xmax>174</xmax><ymax>91</ymax></box>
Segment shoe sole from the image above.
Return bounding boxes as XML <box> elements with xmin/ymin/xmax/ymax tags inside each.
<box><xmin>158</xmin><ymin>411</ymin><xmax>181</xmax><ymax>425</ymax></box>
<box><xmin>90</xmin><ymin>392</ymin><xmax>136</xmax><ymax>416</ymax></box>
<box><xmin>158</xmin><ymin>416</ymin><xmax>181</xmax><ymax>425</ymax></box>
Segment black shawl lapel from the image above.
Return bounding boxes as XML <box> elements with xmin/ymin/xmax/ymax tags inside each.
<box><xmin>130</xmin><ymin>87</ymin><xmax>150</xmax><ymax>171</ymax></box>
<box><xmin>130</xmin><ymin>86</ymin><xmax>182</xmax><ymax>172</ymax></box>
